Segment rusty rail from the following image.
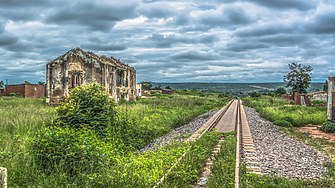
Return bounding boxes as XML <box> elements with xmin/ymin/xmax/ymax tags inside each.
<box><xmin>235</xmin><ymin>100</ymin><xmax>241</xmax><ymax>188</ymax></box>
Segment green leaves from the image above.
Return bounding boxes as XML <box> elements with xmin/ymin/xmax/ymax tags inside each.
<box><xmin>161</xmin><ymin>131</ymin><xmax>221</xmax><ymax>187</ymax></box>
<box><xmin>321</xmin><ymin>121</ymin><xmax>335</xmax><ymax>133</ymax></box>
<box><xmin>283</xmin><ymin>62</ymin><xmax>313</xmax><ymax>94</ymax></box>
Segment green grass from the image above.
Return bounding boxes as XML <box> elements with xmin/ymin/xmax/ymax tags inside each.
<box><xmin>117</xmin><ymin>95</ymin><xmax>231</xmax><ymax>140</ymax></box>
<box><xmin>0</xmin><ymin>91</ymin><xmax>231</xmax><ymax>187</ymax></box>
<box><xmin>206</xmin><ymin>132</ymin><xmax>237</xmax><ymax>188</ymax></box>
<box><xmin>242</xmin><ymin>96</ymin><xmax>327</xmax><ymax>127</ymax></box>
<box><xmin>159</xmin><ymin>131</ymin><xmax>222</xmax><ymax>187</ymax></box>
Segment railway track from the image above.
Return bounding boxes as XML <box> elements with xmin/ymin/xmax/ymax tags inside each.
<box><xmin>154</xmin><ymin>100</ymin><xmax>259</xmax><ymax>188</ymax></box>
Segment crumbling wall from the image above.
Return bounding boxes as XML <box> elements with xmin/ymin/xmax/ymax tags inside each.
<box><xmin>24</xmin><ymin>84</ymin><xmax>46</xmax><ymax>98</ymax></box>
<box><xmin>4</xmin><ymin>84</ymin><xmax>45</xmax><ymax>98</ymax></box>
<box><xmin>5</xmin><ymin>84</ymin><xmax>25</xmax><ymax>96</ymax></box>
<box><xmin>0</xmin><ymin>88</ymin><xmax>4</xmax><ymax>96</ymax></box>
<box><xmin>47</xmin><ymin>48</ymin><xmax>136</xmax><ymax>104</ymax></box>
<box><xmin>283</xmin><ymin>94</ymin><xmax>293</xmax><ymax>100</ymax></box>
<box><xmin>294</xmin><ymin>92</ymin><xmax>309</xmax><ymax>106</ymax></box>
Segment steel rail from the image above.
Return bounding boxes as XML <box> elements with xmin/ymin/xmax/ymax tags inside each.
<box><xmin>235</xmin><ymin>100</ymin><xmax>241</xmax><ymax>188</ymax></box>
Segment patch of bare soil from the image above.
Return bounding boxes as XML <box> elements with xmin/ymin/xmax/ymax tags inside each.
<box><xmin>139</xmin><ymin>96</ymin><xmax>156</xmax><ymax>98</ymax></box>
<box><xmin>296</xmin><ymin>126</ymin><xmax>335</xmax><ymax>142</ymax></box>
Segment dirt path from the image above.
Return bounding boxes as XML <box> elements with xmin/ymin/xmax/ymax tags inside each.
<box><xmin>296</xmin><ymin>126</ymin><xmax>335</xmax><ymax>142</ymax></box>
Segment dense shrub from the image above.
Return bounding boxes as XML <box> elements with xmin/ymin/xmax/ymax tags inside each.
<box><xmin>29</xmin><ymin>125</ymin><xmax>116</xmax><ymax>175</ymax></box>
<box><xmin>29</xmin><ymin>83</ymin><xmax>152</xmax><ymax>174</ymax></box>
<box><xmin>47</xmin><ymin>83</ymin><xmax>117</xmax><ymax>134</ymax></box>
<box><xmin>250</xmin><ymin>92</ymin><xmax>261</xmax><ymax>98</ymax></box>
<box><xmin>321</xmin><ymin>121</ymin><xmax>335</xmax><ymax>133</ymax></box>
<box><xmin>274</xmin><ymin>87</ymin><xmax>286</xmax><ymax>95</ymax></box>
<box><xmin>280</xmin><ymin>116</ymin><xmax>297</xmax><ymax>127</ymax></box>
<box><xmin>273</xmin><ymin>120</ymin><xmax>293</xmax><ymax>128</ymax></box>
<box><xmin>218</xmin><ymin>93</ymin><xmax>230</xmax><ymax>98</ymax></box>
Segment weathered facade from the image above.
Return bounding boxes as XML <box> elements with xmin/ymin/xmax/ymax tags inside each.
<box><xmin>309</xmin><ymin>91</ymin><xmax>327</xmax><ymax>102</ymax></box>
<box><xmin>46</xmin><ymin>48</ymin><xmax>136</xmax><ymax>104</ymax></box>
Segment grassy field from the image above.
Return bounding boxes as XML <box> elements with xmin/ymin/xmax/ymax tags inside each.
<box><xmin>242</xmin><ymin>95</ymin><xmax>327</xmax><ymax>126</ymax></box>
<box><xmin>0</xmin><ymin>91</ymin><xmax>231</xmax><ymax>187</ymax></box>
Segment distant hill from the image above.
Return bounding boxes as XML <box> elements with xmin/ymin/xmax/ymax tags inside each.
<box><xmin>148</xmin><ymin>82</ymin><xmax>323</xmax><ymax>98</ymax></box>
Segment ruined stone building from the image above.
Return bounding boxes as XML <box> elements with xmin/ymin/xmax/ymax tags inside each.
<box><xmin>46</xmin><ymin>48</ymin><xmax>136</xmax><ymax>104</ymax></box>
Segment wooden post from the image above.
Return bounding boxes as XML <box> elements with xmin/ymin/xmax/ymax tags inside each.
<box><xmin>0</xmin><ymin>167</ymin><xmax>7</xmax><ymax>188</ymax></box>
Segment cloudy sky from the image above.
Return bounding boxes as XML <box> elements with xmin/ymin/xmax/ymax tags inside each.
<box><xmin>0</xmin><ymin>0</ymin><xmax>335</xmax><ymax>84</ymax></box>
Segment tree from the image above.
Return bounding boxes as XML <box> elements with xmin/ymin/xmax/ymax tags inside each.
<box><xmin>23</xmin><ymin>81</ymin><xmax>31</xmax><ymax>84</ymax></box>
<box><xmin>323</xmin><ymin>80</ymin><xmax>328</xmax><ymax>92</ymax></box>
<box><xmin>283</xmin><ymin>62</ymin><xmax>313</xmax><ymax>94</ymax></box>
<box><xmin>250</xmin><ymin>92</ymin><xmax>261</xmax><ymax>97</ymax></box>
<box><xmin>165</xmin><ymin>85</ymin><xmax>171</xmax><ymax>89</ymax></box>
<box><xmin>38</xmin><ymin>81</ymin><xmax>45</xmax><ymax>85</ymax></box>
<box><xmin>274</xmin><ymin>87</ymin><xmax>286</xmax><ymax>95</ymax></box>
<box><xmin>0</xmin><ymin>80</ymin><xmax>4</xmax><ymax>88</ymax></box>
<box><xmin>152</xmin><ymin>83</ymin><xmax>162</xmax><ymax>90</ymax></box>
<box><xmin>140</xmin><ymin>81</ymin><xmax>152</xmax><ymax>90</ymax></box>
<box><xmin>315</xmin><ymin>88</ymin><xmax>320</xmax><ymax>92</ymax></box>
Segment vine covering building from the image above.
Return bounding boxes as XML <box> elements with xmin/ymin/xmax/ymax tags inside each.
<box><xmin>46</xmin><ymin>48</ymin><xmax>136</xmax><ymax>104</ymax></box>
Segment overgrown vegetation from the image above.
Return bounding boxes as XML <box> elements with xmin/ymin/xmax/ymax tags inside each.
<box><xmin>206</xmin><ymin>132</ymin><xmax>236</xmax><ymax>187</ymax></box>
<box><xmin>273</xmin><ymin>120</ymin><xmax>293</xmax><ymax>128</ymax></box>
<box><xmin>0</xmin><ymin>85</ymin><xmax>232</xmax><ymax>187</ymax></box>
<box><xmin>242</xmin><ymin>95</ymin><xmax>326</xmax><ymax>127</ymax></box>
<box><xmin>159</xmin><ymin>131</ymin><xmax>222</xmax><ymax>187</ymax></box>
<box><xmin>321</xmin><ymin>121</ymin><xmax>335</xmax><ymax>133</ymax></box>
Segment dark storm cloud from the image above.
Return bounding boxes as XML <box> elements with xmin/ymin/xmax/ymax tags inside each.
<box><xmin>0</xmin><ymin>8</ymin><xmax>41</xmax><ymax>21</ymax></box>
<box><xmin>0</xmin><ymin>0</ymin><xmax>50</xmax><ymax>8</ymax></box>
<box><xmin>137</xmin><ymin>2</ymin><xmax>174</xmax><ymax>18</ymax></box>
<box><xmin>148</xmin><ymin>33</ymin><xmax>218</xmax><ymax>48</ymax></box>
<box><xmin>169</xmin><ymin>50</ymin><xmax>221</xmax><ymax>61</ymax></box>
<box><xmin>198</xmin><ymin>4</ymin><xmax>254</xmax><ymax>27</ymax></box>
<box><xmin>245</xmin><ymin>0</ymin><xmax>318</xmax><ymax>10</ymax></box>
<box><xmin>44</xmin><ymin>0</ymin><xmax>139</xmax><ymax>32</ymax></box>
<box><xmin>81</xmin><ymin>42</ymin><xmax>127</xmax><ymax>51</ymax></box>
<box><xmin>1</xmin><ymin>0</ymin><xmax>334</xmax><ymax>84</ymax></box>
<box><xmin>307</xmin><ymin>12</ymin><xmax>335</xmax><ymax>34</ymax></box>
<box><xmin>231</xmin><ymin>24</ymin><xmax>298</xmax><ymax>38</ymax></box>
<box><xmin>225</xmin><ymin>41</ymin><xmax>269</xmax><ymax>52</ymax></box>
<box><xmin>0</xmin><ymin>33</ymin><xmax>18</xmax><ymax>46</ymax></box>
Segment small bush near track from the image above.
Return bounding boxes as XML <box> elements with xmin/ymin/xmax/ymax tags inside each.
<box><xmin>321</xmin><ymin>121</ymin><xmax>335</xmax><ymax>133</ymax></box>
<box><xmin>273</xmin><ymin>120</ymin><xmax>293</xmax><ymax>128</ymax></box>
<box><xmin>280</xmin><ymin>116</ymin><xmax>297</xmax><ymax>126</ymax></box>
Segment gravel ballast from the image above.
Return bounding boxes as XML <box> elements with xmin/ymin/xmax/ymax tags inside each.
<box><xmin>243</xmin><ymin>107</ymin><xmax>328</xmax><ymax>179</ymax></box>
<box><xmin>139</xmin><ymin>110</ymin><xmax>219</xmax><ymax>152</ymax></box>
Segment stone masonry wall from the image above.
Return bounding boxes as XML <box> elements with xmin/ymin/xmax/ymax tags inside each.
<box><xmin>46</xmin><ymin>49</ymin><xmax>136</xmax><ymax>104</ymax></box>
